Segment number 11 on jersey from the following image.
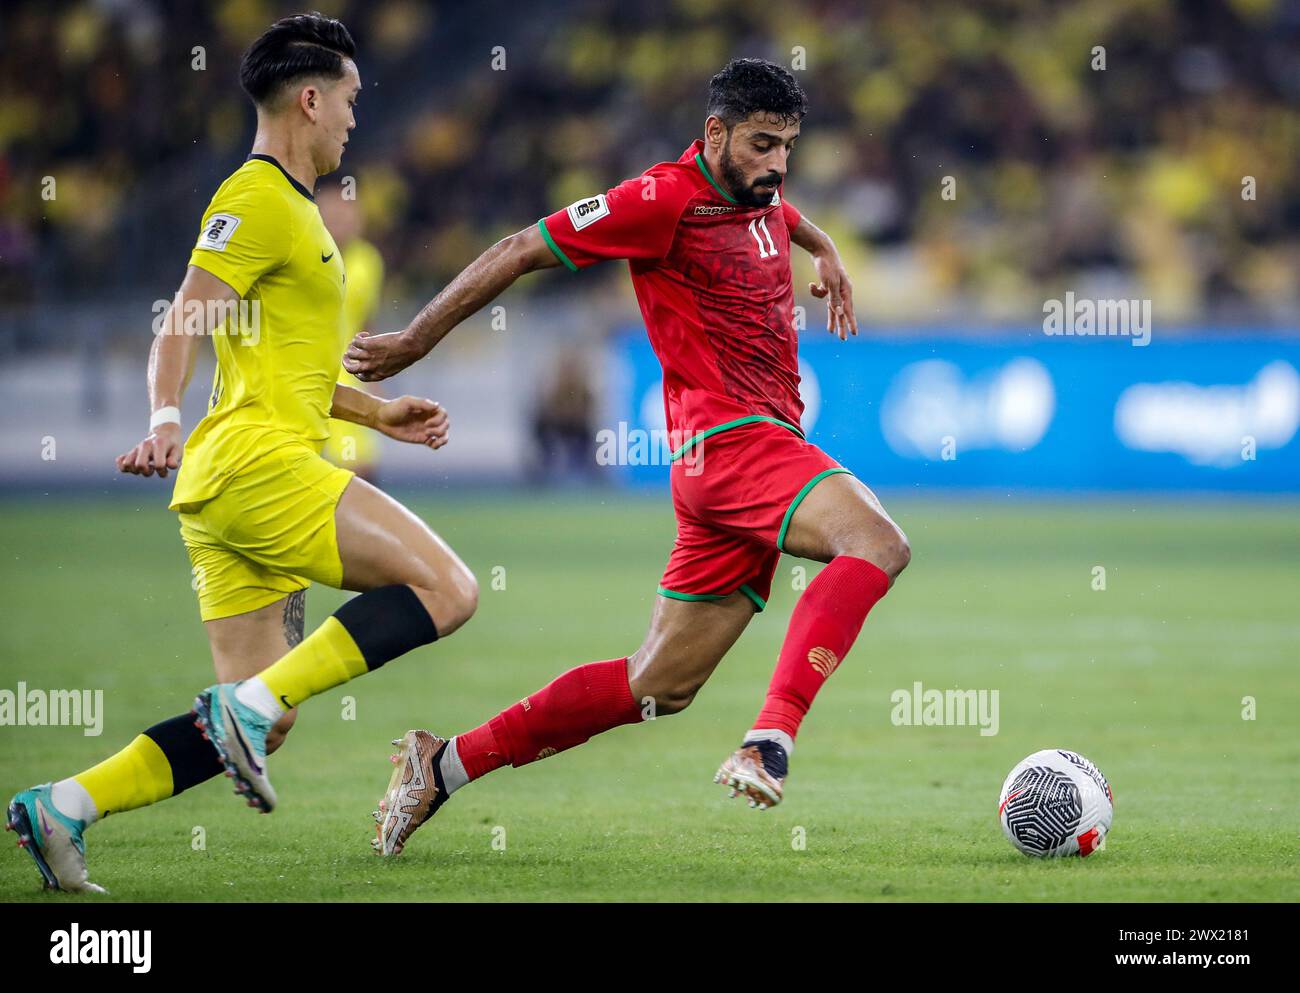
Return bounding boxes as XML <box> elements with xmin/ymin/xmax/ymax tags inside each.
<box><xmin>749</xmin><ymin>216</ymin><xmax>778</xmax><ymax>259</ymax></box>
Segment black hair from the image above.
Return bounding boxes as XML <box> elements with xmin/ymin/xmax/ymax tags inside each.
<box><xmin>707</xmin><ymin>58</ymin><xmax>808</xmax><ymax>129</ymax></box>
<box><xmin>239</xmin><ymin>12</ymin><xmax>356</xmax><ymax>106</ymax></box>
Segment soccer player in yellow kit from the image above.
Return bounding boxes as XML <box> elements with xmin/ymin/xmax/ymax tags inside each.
<box><xmin>6</xmin><ymin>14</ymin><xmax>477</xmax><ymax>893</ymax></box>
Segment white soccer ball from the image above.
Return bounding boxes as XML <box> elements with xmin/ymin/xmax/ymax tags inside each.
<box><xmin>998</xmin><ymin>749</ymin><xmax>1113</xmax><ymax>857</ymax></box>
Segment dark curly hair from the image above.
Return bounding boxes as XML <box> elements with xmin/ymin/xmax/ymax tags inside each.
<box><xmin>239</xmin><ymin>12</ymin><xmax>356</xmax><ymax>106</ymax></box>
<box><xmin>707</xmin><ymin>58</ymin><xmax>808</xmax><ymax>129</ymax></box>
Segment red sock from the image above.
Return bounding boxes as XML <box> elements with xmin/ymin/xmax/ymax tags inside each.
<box><xmin>456</xmin><ymin>658</ymin><xmax>642</xmax><ymax>780</ymax></box>
<box><xmin>752</xmin><ymin>556</ymin><xmax>890</xmax><ymax>742</ymax></box>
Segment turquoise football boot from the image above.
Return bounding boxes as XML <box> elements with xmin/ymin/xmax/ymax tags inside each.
<box><xmin>193</xmin><ymin>682</ymin><xmax>277</xmax><ymax>812</ymax></box>
<box><xmin>6</xmin><ymin>784</ymin><xmax>106</xmax><ymax>893</ymax></box>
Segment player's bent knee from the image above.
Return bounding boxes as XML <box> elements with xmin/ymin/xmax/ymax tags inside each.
<box><xmin>428</xmin><ymin>562</ymin><xmax>478</xmax><ymax>637</ymax></box>
<box><xmin>836</xmin><ymin>519</ymin><xmax>910</xmax><ymax>580</ymax></box>
<box><xmin>452</xmin><ymin>563</ymin><xmax>479</xmax><ymax>625</ymax></box>
<box><xmin>872</xmin><ymin>527</ymin><xmax>909</xmax><ymax>580</ymax></box>
<box><xmin>889</xmin><ymin>528</ymin><xmax>912</xmax><ymax>577</ymax></box>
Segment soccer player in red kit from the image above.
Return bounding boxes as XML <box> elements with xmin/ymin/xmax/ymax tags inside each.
<box><xmin>345</xmin><ymin>58</ymin><xmax>910</xmax><ymax>854</ymax></box>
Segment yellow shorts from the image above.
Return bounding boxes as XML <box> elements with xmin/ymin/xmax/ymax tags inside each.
<box><xmin>177</xmin><ymin>445</ymin><xmax>355</xmax><ymax>621</ymax></box>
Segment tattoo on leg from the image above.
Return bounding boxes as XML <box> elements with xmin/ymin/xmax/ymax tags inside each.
<box><xmin>283</xmin><ymin>589</ymin><xmax>306</xmax><ymax>647</ymax></box>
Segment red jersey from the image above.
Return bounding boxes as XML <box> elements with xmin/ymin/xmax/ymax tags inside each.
<box><xmin>539</xmin><ymin>139</ymin><xmax>804</xmax><ymax>456</ymax></box>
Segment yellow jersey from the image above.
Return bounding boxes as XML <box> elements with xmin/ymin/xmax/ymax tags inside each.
<box><xmin>171</xmin><ymin>155</ymin><xmax>346</xmax><ymax>510</ymax></box>
<box><xmin>336</xmin><ymin>237</ymin><xmax>385</xmax><ymax>388</ymax></box>
<box><xmin>324</xmin><ymin>238</ymin><xmax>385</xmax><ymax>468</ymax></box>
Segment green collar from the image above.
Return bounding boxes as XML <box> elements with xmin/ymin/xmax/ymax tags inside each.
<box><xmin>694</xmin><ymin>152</ymin><xmax>738</xmax><ymax>204</ymax></box>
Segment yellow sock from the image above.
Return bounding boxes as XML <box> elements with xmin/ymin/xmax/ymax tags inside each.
<box><xmin>256</xmin><ymin>616</ymin><xmax>368</xmax><ymax>710</ymax></box>
<box><xmin>74</xmin><ymin>734</ymin><xmax>173</xmax><ymax>818</ymax></box>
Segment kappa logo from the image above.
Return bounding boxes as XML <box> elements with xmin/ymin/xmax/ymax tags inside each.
<box><xmin>566</xmin><ymin>193</ymin><xmax>609</xmax><ymax>230</ymax></box>
<box><xmin>694</xmin><ymin>204</ymin><xmax>735</xmax><ymax>215</ymax></box>
<box><xmin>196</xmin><ymin>213</ymin><xmax>241</xmax><ymax>252</ymax></box>
<box><xmin>807</xmin><ymin>646</ymin><xmax>839</xmax><ymax>678</ymax></box>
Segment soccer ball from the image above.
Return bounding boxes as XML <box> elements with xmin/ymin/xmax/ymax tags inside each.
<box><xmin>998</xmin><ymin>749</ymin><xmax>1113</xmax><ymax>857</ymax></box>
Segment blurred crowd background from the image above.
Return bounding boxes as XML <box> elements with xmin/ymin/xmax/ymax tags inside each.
<box><xmin>4</xmin><ymin>0</ymin><xmax>1300</xmax><ymax>339</ymax></box>
<box><xmin>2</xmin><ymin>0</ymin><xmax>1299</xmax><ymax>492</ymax></box>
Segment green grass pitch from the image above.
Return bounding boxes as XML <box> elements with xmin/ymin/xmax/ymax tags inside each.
<box><xmin>1</xmin><ymin>492</ymin><xmax>1296</xmax><ymax>902</ymax></box>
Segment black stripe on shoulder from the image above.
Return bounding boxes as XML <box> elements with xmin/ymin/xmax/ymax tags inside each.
<box><xmin>246</xmin><ymin>153</ymin><xmax>315</xmax><ymax>203</ymax></box>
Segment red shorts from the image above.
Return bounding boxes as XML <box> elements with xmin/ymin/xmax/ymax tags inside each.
<box><xmin>659</xmin><ymin>417</ymin><xmax>851</xmax><ymax>612</ymax></box>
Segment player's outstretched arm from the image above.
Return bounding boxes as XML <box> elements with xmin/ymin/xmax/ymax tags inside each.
<box><xmin>116</xmin><ymin>265</ymin><xmax>238</xmax><ymax>478</ymax></box>
<box><xmin>343</xmin><ymin>223</ymin><xmax>560</xmax><ymax>382</ymax></box>
<box><xmin>790</xmin><ymin>215</ymin><xmax>858</xmax><ymax>340</ymax></box>
<box><xmin>330</xmin><ymin>384</ymin><xmax>450</xmax><ymax>451</ymax></box>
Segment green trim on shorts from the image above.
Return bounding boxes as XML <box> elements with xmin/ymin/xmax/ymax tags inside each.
<box><xmin>738</xmin><ymin>584</ymin><xmax>767</xmax><ymax>612</ymax></box>
<box><xmin>656</xmin><ymin>585</ymin><xmax>725</xmax><ymax>603</ymax></box>
<box><xmin>657</xmin><ymin>584</ymin><xmax>767</xmax><ymax>613</ymax></box>
<box><xmin>668</xmin><ymin>415</ymin><xmax>803</xmax><ymax>462</ymax></box>
<box><xmin>538</xmin><ymin>218</ymin><xmax>578</xmax><ymax>272</ymax></box>
<box><xmin>776</xmin><ymin>467</ymin><xmax>853</xmax><ymax>553</ymax></box>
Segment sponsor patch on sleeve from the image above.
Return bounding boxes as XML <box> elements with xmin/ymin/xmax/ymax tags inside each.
<box><xmin>566</xmin><ymin>194</ymin><xmax>609</xmax><ymax>231</ymax></box>
<box><xmin>196</xmin><ymin>213</ymin><xmax>242</xmax><ymax>252</ymax></box>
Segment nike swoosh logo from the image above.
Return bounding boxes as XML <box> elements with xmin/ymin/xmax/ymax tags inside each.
<box><xmin>37</xmin><ymin>807</ymin><xmax>54</xmax><ymax>837</ymax></box>
<box><xmin>225</xmin><ymin>702</ymin><xmax>264</xmax><ymax>775</ymax></box>
<box><xmin>999</xmin><ymin>789</ymin><xmax>1024</xmax><ymax>816</ymax></box>
<box><xmin>321</xmin><ymin>252</ymin><xmax>334</xmax><ymax>263</ymax></box>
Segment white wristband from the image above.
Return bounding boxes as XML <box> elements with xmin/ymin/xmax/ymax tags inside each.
<box><xmin>150</xmin><ymin>406</ymin><xmax>182</xmax><ymax>430</ymax></box>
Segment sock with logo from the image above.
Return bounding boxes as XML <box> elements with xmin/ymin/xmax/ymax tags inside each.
<box><xmin>63</xmin><ymin>713</ymin><xmax>225</xmax><ymax>823</ymax></box>
<box><xmin>751</xmin><ymin>556</ymin><xmax>890</xmax><ymax>743</ymax></box>
<box><xmin>236</xmin><ymin>585</ymin><xmax>438</xmax><ymax>721</ymax></box>
<box><xmin>448</xmin><ymin>658</ymin><xmax>642</xmax><ymax>788</ymax></box>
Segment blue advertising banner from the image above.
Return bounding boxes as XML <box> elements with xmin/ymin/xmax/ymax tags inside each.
<box><xmin>605</xmin><ymin>329</ymin><xmax>1300</xmax><ymax>492</ymax></box>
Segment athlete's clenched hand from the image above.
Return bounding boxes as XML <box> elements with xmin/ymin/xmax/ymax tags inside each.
<box><xmin>375</xmin><ymin>396</ymin><xmax>449</xmax><ymax>450</ymax></box>
<box><xmin>343</xmin><ymin>330</ymin><xmax>426</xmax><ymax>382</ymax></box>
<box><xmin>116</xmin><ymin>422</ymin><xmax>183</xmax><ymax>478</ymax></box>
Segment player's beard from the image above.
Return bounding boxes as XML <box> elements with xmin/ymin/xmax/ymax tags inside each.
<box><xmin>720</xmin><ymin>136</ymin><xmax>781</xmax><ymax>208</ymax></box>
